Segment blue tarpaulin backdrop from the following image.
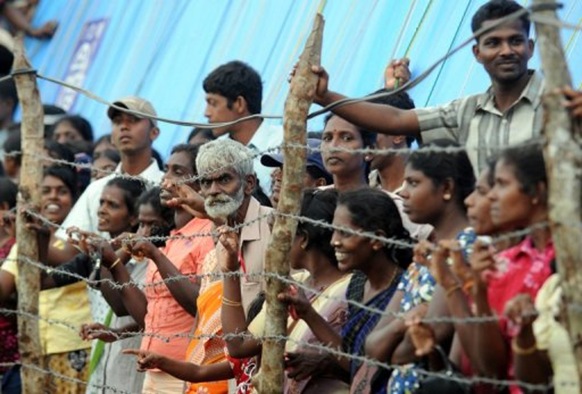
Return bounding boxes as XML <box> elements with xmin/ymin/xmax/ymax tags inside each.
<box><xmin>21</xmin><ymin>0</ymin><xmax>582</xmax><ymax>157</ymax></box>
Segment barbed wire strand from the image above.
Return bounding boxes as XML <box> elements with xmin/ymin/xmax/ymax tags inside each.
<box><xmin>0</xmin><ymin>311</ymin><xmax>568</xmax><ymax>392</ymax></box>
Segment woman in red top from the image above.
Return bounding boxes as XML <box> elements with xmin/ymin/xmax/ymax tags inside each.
<box><xmin>413</xmin><ymin>144</ymin><xmax>553</xmax><ymax>394</ymax></box>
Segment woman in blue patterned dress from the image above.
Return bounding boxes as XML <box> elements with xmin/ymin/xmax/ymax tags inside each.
<box><xmin>363</xmin><ymin>139</ymin><xmax>476</xmax><ymax>393</ymax></box>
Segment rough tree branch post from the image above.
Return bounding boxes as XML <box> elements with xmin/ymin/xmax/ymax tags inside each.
<box><xmin>12</xmin><ymin>38</ymin><xmax>44</xmax><ymax>392</ymax></box>
<box><xmin>253</xmin><ymin>14</ymin><xmax>324</xmax><ymax>393</ymax></box>
<box><xmin>532</xmin><ymin>0</ymin><xmax>582</xmax><ymax>384</ymax></box>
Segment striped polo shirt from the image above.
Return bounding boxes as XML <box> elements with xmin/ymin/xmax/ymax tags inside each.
<box><xmin>415</xmin><ymin>70</ymin><xmax>544</xmax><ymax>172</ymax></box>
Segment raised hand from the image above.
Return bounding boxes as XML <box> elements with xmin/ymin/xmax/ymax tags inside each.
<box><xmin>162</xmin><ymin>179</ymin><xmax>206</xmax><ymax>218</ymax></box>
<box><xmin>285</xmin><ymin>351</ymin><xmax>331</xmax><ymax>381</ymax></box>
<box><xmin>384</xmin><ymin>58</ymin><xmax>411</xmax><ymax>90</ymax></box>
<box><xmin>29</xmin><ymin>21</ymin><xmax>58</xmax><ymax>39</ymax></box>
<box><xmin>216</xmin><ymin>226</ymin><xmax>240</xmax><ymax>272</ymax></box>
<box><xmin>504</xmin><ymin>294</ymin><xmax>538</xmax><ymax>334</ymax></box>
<box><xmin>560</xmin><ymin>86</ymin><xmax>582</xmax><ymax>119</ymax></box>
<box><xmin>406</xmin><ymin>315</ymin><xmax>436</xmax><ymax>357</ymax></box>
<box><xmin>277</xmin><ymin>284</ymin><xmax>312</xmax><ymax>320</ymax></box>
<box><xmin>413</xmin><ymin>239</ymin><xmax>435</xmax><ymax>267</ymax></box>
<box><xmin>80</xmin><ymin>322</ymin><xmax>118</xmax><ymax>343</ymax></box>
<box><xmin>469</xmin><ymin>238</ymin><xmax>497</xmax><ymax>282</ymax></box>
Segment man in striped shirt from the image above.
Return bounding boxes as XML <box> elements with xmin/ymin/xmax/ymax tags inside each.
<box><xmin>307</xmin><ymin>0</ymin><xmax>582</xmax><ymax>172</ymax></box>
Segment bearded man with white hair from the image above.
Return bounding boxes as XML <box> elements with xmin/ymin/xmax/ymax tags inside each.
<box><xmin>196</xmin><ymin>139</ymin><xmax>273</xmax><ymax>314</ymax></box>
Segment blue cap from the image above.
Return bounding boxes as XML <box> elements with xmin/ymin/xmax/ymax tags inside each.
<box><xmin>261</xmin><ymin>138</ymin><xmax>330</xmax><ymax>175</ymax></box>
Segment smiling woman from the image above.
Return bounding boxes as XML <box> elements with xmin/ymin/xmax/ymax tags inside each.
<box><xmin>0</xmin><ymin>165</ymin><xmax>93</xmax><ymax>393</ymax></box>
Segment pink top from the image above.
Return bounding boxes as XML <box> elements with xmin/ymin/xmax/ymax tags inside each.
<box><xmin>141</xmin><ymin>217</ymin><xmax>214</xmax><ymax>360</ymax></box>
<box><xmin>486</xmin><ymin>236</ymin><xmax>554</xmax><ymax>394</ymax></box>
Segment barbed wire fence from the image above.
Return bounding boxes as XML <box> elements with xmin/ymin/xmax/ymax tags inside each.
<box><xmin>0</xmin><ymin>2</ymin><xmax>580</xmax><ymax>393</ymax></box>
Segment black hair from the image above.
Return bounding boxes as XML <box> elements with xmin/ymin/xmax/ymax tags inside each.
<box><xmin>252</xmin><ymin>179</ymin><xmax>272</xmax><ymax>207</ymax></box>
<box><xmin>407</xmin><ymin>139</ymin><xmax>476</xmax><ymax>212</ymax></box>
<box><xmin>42</xmin><ymin>104</ymin><xmax>66</xmax><ymax>138</ymax></box>
<box><xmin>299</xmin><ymin>188</ymin><xmax>339</xmax><ymax>267</ymax></box>
<box><xmin>0</xmin><ymin>46</ymin><xmax>14</xmax><ymax>76</ymax></box>
<box><xmin>152</xmin><ymin>148</ymin><xmax>164</xmax><ymax>170</ymax></box>
<box><xmin>44</xmin><ymin>139</ymin><xmax>75</xmax><ymax>165</ymax></box>
<box><xmin>93</xmin><ymin>134</ymin><xmax>112</xmax><ymax>151</ymax></box>
<box><xmin>187</xmin><ymin>127</ymin><xmax>215</xmax><ymax>144</ymax></box>
<box><xmin>203</xmin><ymin>60</ymin><xmax>263</xmax><ymax>114</ymax></box>
<box><xmin>170</xmin><ymin>143</ymin><xmax>200</xmax><ymax>175</ymax></box>
<box><xmin>43</xmin><ymin>165</ymin><xmax>79</xmax><ymax>201</ymax></box>
<box><xmin>368</xmin><ymin>88</ymin><xmax>417</xmax><ymax>147</ymax></box>
<box><xmin>43</xmin><ymin>104</ymin><xmax>66</xmax><ymax>116</ymax></box>
<box><xmin>95</xmin><ymin>149</ymin><xmax>120</xmax><ymax>166</ymax></box>
<box><xmin>0</xmin><ymin>78</ymin><xmax>18</xmax><ymax>116</ymax></box>
<box><xmin>0</xmin><ymin>177</ymin><xmax>17</xmax><ymax>208</ymax></box>
<box><xmin>51</xmin><ymin>115</ymin><xmax>94</xmax><ymax>142</ymax></box>
<box><xmin>471</xmin><ymin>0</ymin><xmax>530</xmax><ymax>40</ymax></box>
<box><xmin>136</xmin><ymin>186</ymin><xmax>175</xmax><ymax>247</ymax></box>
<box><xmin>338</xmin><ymin>187</ymin><xmax>413</xmax><ymax>269</ymax></box>
<box><xmin>323</xmin><ymin>113</ymin><xmax>377</xmax><ymax>149</ymax></box>
<box><xmin>3</xmin><ymin>130</ymin><xmax>20</xmax><ymax>165</ymax></box>
<box><xmin>306</xmin><ymin>166</ymin><xmax>333</xmax><ymax>185</ymax></box>
<box><xmin>485</xmin><ymin>155</ymin><xmax>498</xmax><ymax>187</ymax></box>
<box><xmin>246</xmin><ymin>291</ymin><xmax>266</xmax><ymax>324</ymax></box>
<box><xmin>498</xmin><ymin>143</ymin><xmax>546</xmax><ymax>197</ymax></box>
<box><xmin>105</xmin><ymin>177</ymin><xmax>147</xmax><ymax>220</ymax></box>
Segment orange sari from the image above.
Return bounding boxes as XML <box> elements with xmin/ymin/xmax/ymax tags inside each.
<box><xmin>185</xmin><ymin>279</ymin><xmax>228</xmax><ymax>394</ymax></box>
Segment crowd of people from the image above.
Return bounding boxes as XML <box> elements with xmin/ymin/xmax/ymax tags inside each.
<box><xmin>1</xmin><ymin>0</ymin><xmax>582</xmax><ymax>393</ymax></box>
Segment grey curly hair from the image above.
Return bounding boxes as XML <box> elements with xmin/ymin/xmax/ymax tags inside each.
<box><xmin>195</xmin><ymin>138</ymin><xmax>254</xmax><ymax>179</ymax></box>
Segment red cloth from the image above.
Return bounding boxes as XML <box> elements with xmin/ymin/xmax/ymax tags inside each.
<box><xmin>462</xmin><ymin>237</ymin><xmax>554</xmax><ymax>394</ymax></box>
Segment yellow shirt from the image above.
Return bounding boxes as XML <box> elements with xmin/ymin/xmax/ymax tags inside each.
<box><xmin>2</xmin><ymin>244</ymin><xmax>91</xmax><ymax>355</ymax></box>
<box><xmin>533</xmin><ymin>274</ymin><xmax>580</xmax><ymax>394</ymax></box>
<box><xmin>248</xmin><ymin>271</ymin><xmax>351</xmax><ymax>352</ymax></box>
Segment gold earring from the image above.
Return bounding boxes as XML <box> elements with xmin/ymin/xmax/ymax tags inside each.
<box><xmin>443</xmin><ymin>194</ymin><xmax>451</xmax><ymax>201</ymax></box>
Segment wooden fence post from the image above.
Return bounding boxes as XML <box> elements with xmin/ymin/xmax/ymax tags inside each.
<box><xmin>253</xmin><ymin>14</ymin><xmax>324</xmax><ymax>393</ymax></box>
<box><xmin>532</xmin><ymin>0</ymin><xmax>582</xmax><ymax>382</ymax></box>
<box><xmin>12</xmin><ymin>37</ymin><xmax>44</xmax><ymax>392</ymax></box>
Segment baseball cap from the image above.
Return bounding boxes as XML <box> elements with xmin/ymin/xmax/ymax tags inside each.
<box><xmin>261</xmin><ymin>138</ymin><xmax>331</xmax><ymax>180</ymax></box>
<box><xmin>107</xmin><ymin>96</ymin><xmax>158</xmax><ymax>127</ymax></box>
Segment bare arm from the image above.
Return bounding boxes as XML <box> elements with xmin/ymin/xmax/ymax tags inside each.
<box><xmin>2</xmin><ymin>3</ymin><xmax>56</xmax><ymax>38</ymax></box>
<box><xmin>504</xmin><ymin>294</ymin><xmax>552</xmax><ymax>386</ymax></box>
<box><xmin>108</xmin><ymin>260</ymin><xmax>147</xmax><ymax>328</ymax></box>
<box><xmin>217</xmin><ymin>229</ymin><xmax>262</xmax><ymax>358</ymax></box>
<box><xmin>312</xmin><ymin>66</ymin><xmax>420</xmax><ymax>137</ymax></box>
<box><xmin>221</xmin><ymin>274</ymin><xmax>262</xmax><ymax>358</ymax></box>
<box><xmin>123</xmin><ymin>349</ymin><xmax>233</xmax><ymax>382</ymax></box>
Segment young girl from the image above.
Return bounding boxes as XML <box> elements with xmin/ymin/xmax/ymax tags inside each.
<box><xmin>0</xmin><ymin>166</ymin><xmax>92</xmax><ymax>394</ymax></box>
<box><xmin>320</xmin><ymin>113</ymin><xmax>430</xmax><ymax>241</ymax></box>
<box><xmin>281</xmin><ymin>187</ymin><xmax>413</xmax><ymax>392</ymax></box>
<box><xmin>364</xmin><ymin>139</ymin><xmax>475</xmax><ymax>393</ymax></box>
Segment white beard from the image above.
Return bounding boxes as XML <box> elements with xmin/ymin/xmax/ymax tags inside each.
<box><xmin>204</xmin><ymin>187</ymin><xmax>245</xmax><ymax>220</ymax></box>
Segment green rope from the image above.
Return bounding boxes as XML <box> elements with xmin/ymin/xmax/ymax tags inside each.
<box><xmin>424</xmin><ymin>0</ymin><xmax>471</xmax><ymax>106</ymax></box>
<box><xmin>88</xmin><ymin>308</ymin><xmax>113</xmax><ymax>376</ymax></box>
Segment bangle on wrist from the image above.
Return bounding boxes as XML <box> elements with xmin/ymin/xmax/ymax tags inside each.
<box><xmin>222</xmin><ymin>296</ymin><xmax>242</xmax><ymax>307</ymax></box>
<box><xmin>109</xmin><ymin>258</ymin><xmax>121</xmax><ymax>270</ymax></box>
<box><xmin>511</xmin><ymin>338</ymin><xmax>537</xmax><ymax>355</ymax></box>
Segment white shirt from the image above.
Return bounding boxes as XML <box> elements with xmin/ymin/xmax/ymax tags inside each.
<box><xmin>56</xmin><ymin>159</ymin><xmax>164</xmax><ymax>239</ymax></box>
<box><xmin>246</xmin><ymin>121</ymin><xmax>283</xmax><ymax>196</ymax></box>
